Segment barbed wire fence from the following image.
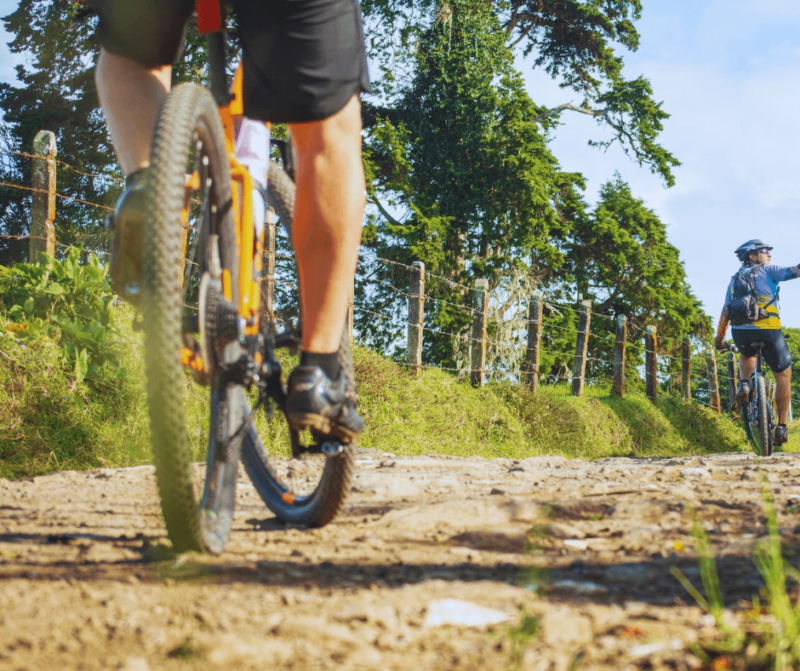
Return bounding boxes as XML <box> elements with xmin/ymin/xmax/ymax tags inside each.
<box><xmin>0</xmin><ymin>130</ymin><xmax>117</xmax><ymax>264</ymax></box>
<box><xmin>2</xmin><ymin>130</ymin><xmax>794</xmax><ymax>422</ymax></box>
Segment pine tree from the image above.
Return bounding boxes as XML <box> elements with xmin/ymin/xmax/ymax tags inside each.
<box><xmin>0</xmin><ymin>0</ymin><xmax>116</xmax><ymax>264</ymax></box>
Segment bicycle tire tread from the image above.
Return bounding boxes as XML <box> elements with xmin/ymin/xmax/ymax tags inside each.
<box><xmin>144</xmin><ymin>83</ymin><xmax>239</xmax><ymax>552</ymax></box>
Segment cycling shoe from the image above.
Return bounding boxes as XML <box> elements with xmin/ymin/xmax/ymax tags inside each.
<box><xmin>775</xmin><ymin>424</ymin><xmax>788</xmax><ymax>446</ymax></box>
<box><xmin>736</xmin><ymin>380</ymin><xmax>751</xmax><ymax>406</ymax></box>
<box><xmin>107</xmin><ymin>168</ymin><xmax>151</xmax><ymax>304</ymax></box>
<box><xmin>286</xmin><ymin>365</ymin><xmax>363</xmax><ymax>443</ymax></box>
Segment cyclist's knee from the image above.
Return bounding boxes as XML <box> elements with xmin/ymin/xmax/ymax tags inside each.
<box><xmin>289</xmin><ymin>95</ymin><xmax>362</xmax><ymax>156</ymax></box>
<box><xmin>97</xmin><ymin>48</ymin><xmax>171</xmax><ymax>86</ymax></box>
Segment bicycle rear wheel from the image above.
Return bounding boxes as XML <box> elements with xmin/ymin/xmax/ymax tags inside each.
<box><xmin>759</xmin><ymin>375</ymin><xmax>774</xmax><ymax>457</ymax></box>
<box><xmin>240</xmin><ymin>161</ymin><xmax>356</xmax><ymax>527</ymax></box>
<box><xmin>742</xmin><ymin>373</ymin><xmax>772</xmax><ymax>457</ymax></box>
<box><xmin>142</xmin><ymin>83</ymin><xmax>244</xmax><ymax>553</ymax></box>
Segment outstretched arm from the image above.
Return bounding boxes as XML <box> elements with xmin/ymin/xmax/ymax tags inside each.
<box><xmin>767</xmin><ymin>264</ymin><xmax>800</xmax><ymax>283</ymax></box>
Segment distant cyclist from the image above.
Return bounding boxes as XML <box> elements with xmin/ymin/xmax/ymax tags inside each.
<box><xmin>715</xmin><ymin>239</ymin><xmax>800</xmax><ymax>445</ymax></box>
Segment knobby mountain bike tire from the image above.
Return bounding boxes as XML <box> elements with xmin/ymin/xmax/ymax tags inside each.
<box><xmin>240</xmin><ymin>160</ymin><xmax>356</xmax><ymax>527</ymax></box>
<box><xmin>756</xmin><ymin>373</ymin><xmax>773</xmax><ymax>457</ymax></box>
<box><xmin>742</xmin><ymin>372</ymin><xmax>772</xmax><ymax>457</ymax></box>
<box><xmin>142</xmin><ymin>83</ymin><xmax>245</xmax><ymax>553</ymax></box>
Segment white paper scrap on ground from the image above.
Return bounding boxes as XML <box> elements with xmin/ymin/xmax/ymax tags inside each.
<box><xmin>549</xmin><ymin>580</ymin><xmax>609</xmax><ymax>596</ymax></box>
<box><xmin>628</xmin><ymin>640</ymin><xmax>683</xmax><ymax>659</ymax></box>
<box><xmin>423</xmin><ymin>599</ymin><xmax>512</xmax><ymax>628</ymax></box>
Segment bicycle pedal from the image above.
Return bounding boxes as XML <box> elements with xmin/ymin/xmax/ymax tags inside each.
<box><xmin>320</xmin><ymin>441</ymin><xmax>345</xmax><ymax>456</ymax></box>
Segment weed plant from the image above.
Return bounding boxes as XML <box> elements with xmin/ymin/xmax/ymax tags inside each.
<box><xmin>0</xmin><ymin>249</ymin><xmax>124</xmax><ymax>381</ymax></box>
<box><xmin>0</xmin><ymin>253</ymin><xmax>154</xmax><ymax>477</ymax></box>
<box><xmin>505</xmin><ymin>607</ymin><xmax>542</xmax><ymax>671</ymax></box>
<box><xmin>673</xmin><ymin>483</ymin><xmax>800</xmax><ymax>670</ymax></box>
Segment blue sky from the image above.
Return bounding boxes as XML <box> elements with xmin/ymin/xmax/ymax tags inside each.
<box><xmin>1</xmin><ymin>0</ymin><xmax>798</xmax><ymax>329</ymax></box>
<box><xmin>517</xmin><ymin>0</ymin><xmax>800</xmax><ymax>329</ymax></box>
<box><xmin>0</xmin><ymin>2</ymin><xmax>18</xmax><ymax>86</ymax></box>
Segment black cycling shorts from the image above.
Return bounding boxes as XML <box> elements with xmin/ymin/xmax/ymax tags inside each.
<box><xmin>93</xmin><ymin>0</ymin><xmax>371</xmax><ymax>123</ymax></box>
<box><xmin>732</xmin><ymin>328</ymin><xmax>793</xmax><ymax>374</ymax></box>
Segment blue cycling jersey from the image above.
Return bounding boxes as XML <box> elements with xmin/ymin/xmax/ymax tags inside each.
<box><xmin>723</xmin><ymin>263</ymin><xmax>800</xmax><ymax>330</ymax></box>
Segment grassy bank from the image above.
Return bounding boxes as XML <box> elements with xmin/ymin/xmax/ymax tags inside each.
<box><xmin>0</xmin><ymin>307</ymin><xmax>152</xmax><ymax>478</ymax></box>
<box><xmin>351</xmin><ymin>347</ymin><xmax>771</xmax><ymax>459</ymax></box>
<box><xmin>4</xmin><ymin>301</ymin><xmax>797</xmax><ymax>479</ymax></box>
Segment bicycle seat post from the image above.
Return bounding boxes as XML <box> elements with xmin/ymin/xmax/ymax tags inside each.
<box><xmin>207</xmin><ymin>33</ymin><xmax>232</xmax><ymax>107</ymax></box>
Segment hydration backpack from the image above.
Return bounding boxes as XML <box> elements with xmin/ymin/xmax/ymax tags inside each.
<box><xmin>728</xmin><ymin>264</ymin><xmax>779</xmax><ymax>326</ymax></box>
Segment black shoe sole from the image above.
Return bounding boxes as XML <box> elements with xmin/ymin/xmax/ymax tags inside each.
<box><xmin>287</xmin><ymin>412</ymin><xmax>360</xmax><ymax>444</ymax></box>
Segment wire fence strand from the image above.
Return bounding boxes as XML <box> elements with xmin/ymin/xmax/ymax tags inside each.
<box><xmin>6</xmin><ymin>148</ymin><xmax>798</xmax><ymax>423</ymax></box>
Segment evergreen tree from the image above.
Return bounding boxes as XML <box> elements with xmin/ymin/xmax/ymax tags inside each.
<box><xmin>360</xmin><ymin>0</ymin><xmax>586</xmax><ymax>365</ymax></box>
<box><xmin>363</xmin><ymin>0</ymin><xmax>680</xmax><ymax>186</ymax></box>
<box><xmin>0</xmin><ymin>0</ymin><xmax>114</xmax><ymax>264</ymax></box>
<box><xmin>568</xmin><ymin>175</ymin><xmax>709</xmax><ymax>377</ymax></box>
<box><xmin>0</xmin><ymin>1</ymin><xmax>232</xmax><ymax>264</ymax></box>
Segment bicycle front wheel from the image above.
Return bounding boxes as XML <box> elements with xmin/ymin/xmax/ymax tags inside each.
<box><xmin>142</xmin><ymin>83</ymin><xmax>244</xmax><ymax>553</ymax></box>
<box><xmin>241</xmin><ymin>160</ymin><xmax>356</xmax><ymax>527</ymax></box>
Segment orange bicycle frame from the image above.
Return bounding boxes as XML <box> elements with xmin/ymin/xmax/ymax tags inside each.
<box><xmin>199</xmin><ymin>2</ymin><xmax>268</xmax><ymax>336</ymax></box>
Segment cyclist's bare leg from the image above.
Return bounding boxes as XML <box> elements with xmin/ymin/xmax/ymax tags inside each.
<box><xmin>96</xmin><ymin>49</ymin><xmax>171</xmax><ymax>175</ymax></box>
<box><xmin>288</xmin><ymin>94</ymin><xmax>364</xmax><ymax>354</ymax></box>
<box><xmin>739</xmin><ymin>354</ymin><xmax>756</xmax><ymax>383</ymax></box>
<box><xmin>774</xmin><ymin>367</ymin><xmax>792</xmax><ymax>425</ymax></box>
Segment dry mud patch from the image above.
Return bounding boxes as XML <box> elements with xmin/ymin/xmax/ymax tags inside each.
<box><xmin>1</xmin><ymin>451</ymin><xmax>800</xmax><ymax>670</ymax></box>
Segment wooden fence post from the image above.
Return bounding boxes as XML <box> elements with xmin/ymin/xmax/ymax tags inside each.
<box><xmin>470</xmin><ymin>278</ymin><xmax>489</xmax><ymax>387</ymax></box>
<box><xmin>706</xmin><ymin>350</ymin><xmax>722</xmax><ymax>414</ymax></box>
<box><xmin>263</xmin><ymin>207</ymin><xmax>277</xmax><ymax>328</ymax></box>
<box><xmin>571</xmin><ymin>300</ymin><xmax>592</xmax><ymax>396</ymax></box>
<box><xmin>526</xmin><ymin>291</ymin><xmax>543</xmax><ymax>392</ymax></box>
<box><xmin>31</xmin><ymin>130</ymin><xmax>56</xmax><ymax>261</ymax></box>
<box><xmin>727</xmin><ymin>350</ymin><xmax>738</xmax><ymax>415</ymax></box>
<box><xmin>406</xmin><ymin>261</ymin><xmax>425</xmax><ymax>377</ymax></box>
<box><xmin>681</xmin><ymin>336</ymin><xmax>691</xmax><ymax>402</ymax></box>
<box><xmin>612</xmin><ymin>314</ymin><xmax>627</xmax><ymax>397</ymax></box>
<box><xmin>645</xmin><ymin>325</ymin><xmax>658</xmax><ymax>404</ymax></box>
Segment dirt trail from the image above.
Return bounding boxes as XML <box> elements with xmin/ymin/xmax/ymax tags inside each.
<box><xmin>1</xmin><ymin>450</ymin><xmax>799</xmax><ymax>670</ymax></box>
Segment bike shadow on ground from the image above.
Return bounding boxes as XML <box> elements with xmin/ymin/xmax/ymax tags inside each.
<box><xmin>0</xmin><ymin>527</ymin><xmax>784</xmax><ymax>610</ymax></box>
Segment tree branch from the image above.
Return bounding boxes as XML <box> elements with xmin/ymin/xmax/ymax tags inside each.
<box><xmin>370</xmin><ymin>194</ymin><xmax>405</xmax><ymax>229</ymax></box>
<box><xmin>531</xmin><ymin>102</ymin><xmax>603</xmax><ymax>124</ymax></box>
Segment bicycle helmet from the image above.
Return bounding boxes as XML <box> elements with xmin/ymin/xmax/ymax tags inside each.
<box><xmin>735</xmin><ymin>239</ymin><xmax>772</xmax><ymax>263</ymax></box>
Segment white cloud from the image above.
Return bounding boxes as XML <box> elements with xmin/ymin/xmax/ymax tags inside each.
<box><xmin>745</xmin><ymin>0</ymin><xmax>800</xmax><ymax>20</ymax></box>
